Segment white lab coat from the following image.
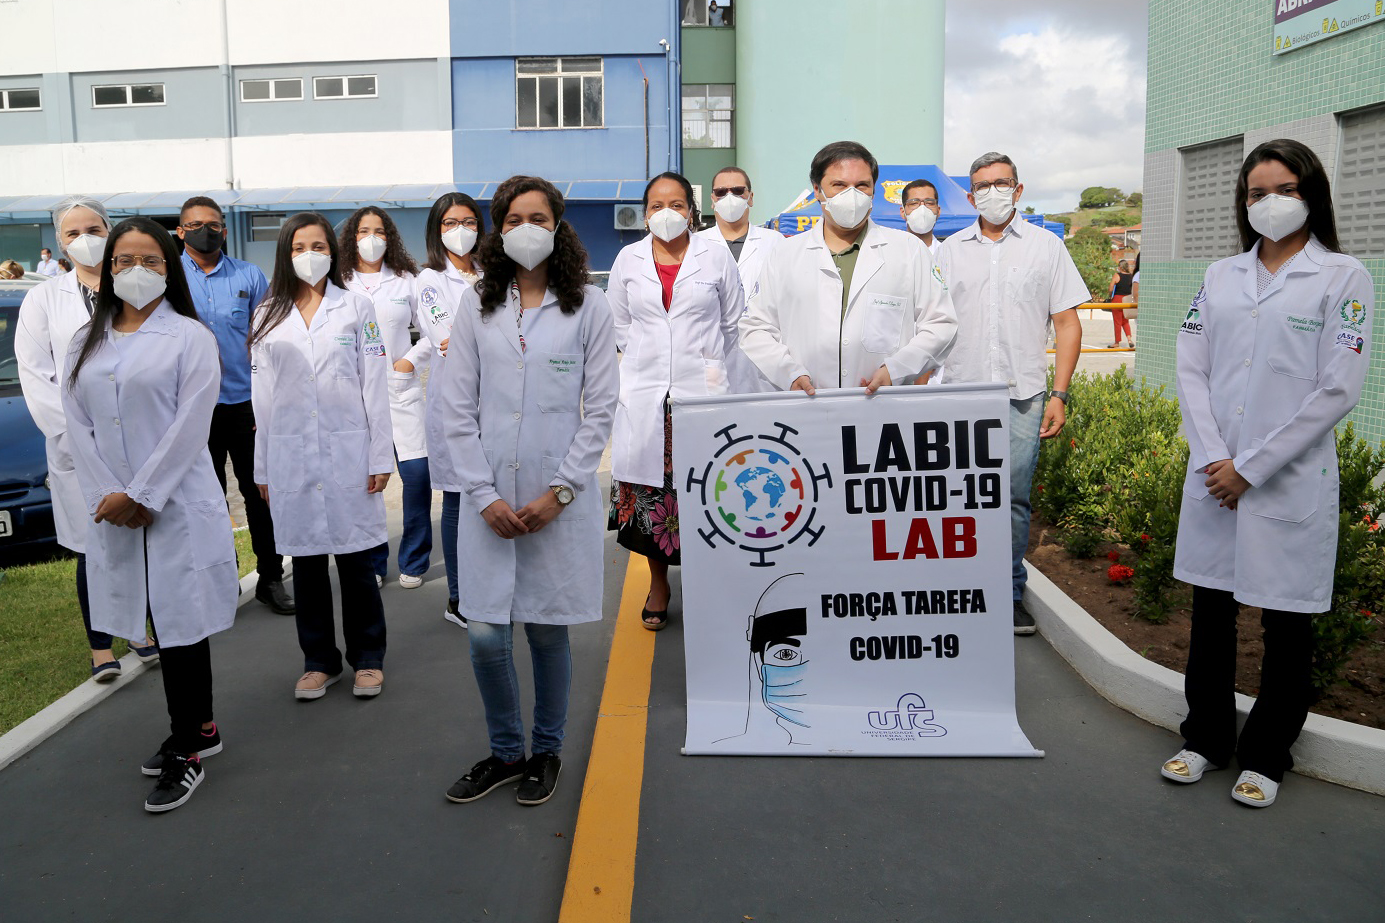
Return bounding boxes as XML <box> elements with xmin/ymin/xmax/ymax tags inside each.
<box><xmin>250</xmin><ymin>283</ymin><xmax>394</xmax><ymax>556</ymax></box>
<box><xmin>344</xmin><ymin>266</ymin><xmax>430</xmax><ymax>461</ymax></box>
<box><xmin>433</xmin><ymin>284</ymin><xmax>618</xmax><ymax>624</ymax></box>
<box><xmin>415</xmin><ymin>264</ymin><xmax>481</xmax><ymax>492</ymax></box>
<box><xmin>694</xmin><ymin>224</ymin><xmax>784</xmax><ymax>303</ymax></box>
<box><xmin>1174</xmin><ymin>238</ymin><xmax>1373</xmax><ymax>612</ymax></box>
<box><xmin>740</xmin><ymin>220</ymin><xmax>958</xmax><ymax>391</ymax></box>
<box><xmin>607</xmin><ymin>233</ymin><xmax>746</xmax><ymax>487</ymax></box>
<box><xmin>16</xmin><ymin>271</ymin><xmax>94</xmax><ymax>552</ymax></box>
<box><xmin>61</xmin><ymin>304</ymin><xmax>238</xmax><ymax>648</ymax></box>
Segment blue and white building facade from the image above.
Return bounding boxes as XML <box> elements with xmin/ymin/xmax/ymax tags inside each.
<box><xmin>0</xmin><ymin>0</ymin><xmax>680</xmax><ymax>272</ymax></box>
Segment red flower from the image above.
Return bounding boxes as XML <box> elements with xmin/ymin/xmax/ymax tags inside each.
<box><xmin>1107</xmin><ymin>550</ymin><xmax>1122</xmax><ymax>562</ymax></box>
<box><xmin>1108</xmin><ymin>564</ymin><xmax>1135</xmax><ymax>583</ymax></box>
<box><xmin>1140</xmin><ymin>533</ymin><xmax>1151</xmax><ymax>543</ymax></box>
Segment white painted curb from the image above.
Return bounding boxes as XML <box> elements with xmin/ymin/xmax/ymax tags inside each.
<box><xmin>1024</xmin><ymin>559</ymin><xmax>1385</xmax><ymax>796</ymax></box>
<box><xmin>0</xmin><ymin>569</ymin><xmax>281</xmax><ymax>773</ymax></box>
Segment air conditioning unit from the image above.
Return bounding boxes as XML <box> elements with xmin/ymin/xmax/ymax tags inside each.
<box><xmin>613</xmin><ymin>203</ymin><xmax>642</xmax><ymax>231</ymax></box>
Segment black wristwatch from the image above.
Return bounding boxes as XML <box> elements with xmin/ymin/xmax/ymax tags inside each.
<box><xmin>1049</xmin><ymin>390</ymin><xmax>1069</xmax><ymax>405</ymax></box>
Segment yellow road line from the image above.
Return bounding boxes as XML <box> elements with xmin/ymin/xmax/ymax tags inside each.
<box><xmin>559</xmin><ymin>555</ymin><xmax>655</xmax><ymax>923</ymax></box>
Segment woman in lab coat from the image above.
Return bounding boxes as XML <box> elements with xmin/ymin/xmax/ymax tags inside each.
<box><xmin>62</xmin><ymin>218</ymin><xmax>237</xmax><ymax>813</ymax></box>
<box><xmin>339</xmin><ymin>206</ymin><xmax>433</xmax><ymax>589</ymax></box>
<box><xmin>250</xmin><ymin>212</ymin><xmax>394</xmax><ymax>701</ymax></box>
<box><xmin>17</xmin><ymin>195</ymin><xmax>158</xmax><ymax>681</ymax></box>
<box><xmin>1163</xmin><ymin>140</ymin><xmax>1372</xmax><ymax>808</ymax></box>
<box><xmin>606</xmin><ymin>172</ymin><xmax>745</xmax><ymax>630</ymax></box>
<box><xmin>434</xmin><ymin>175</ymin><xmax>616</xmax><ymax>806</ymax></box>
<box><xmin>414</xmin><ymin>192</ymin><xmax>486</xmax><ymax>627</ymax></box>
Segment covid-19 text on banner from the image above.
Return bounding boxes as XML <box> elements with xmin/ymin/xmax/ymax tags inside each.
<box><xmin>672</xmin><ymin>385</ymin><xmax>1042</xmax><ymax>757</ymax></box>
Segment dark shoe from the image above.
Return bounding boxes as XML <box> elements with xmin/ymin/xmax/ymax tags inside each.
<box><xmin>91</xmin><ymin>659</ymin><xmax>122</xmax><ymax>683</ymax></box>
<box><xmin>1013</xmin><ymin>602</ymin><xmax>1036</xmax><ymax>636</ymax></box>
<box><xmin>446</xmin><ymin>755</ymin><xmax>525</xmax><ymax>803</ymax></box>
<box><xmin>517</xmin><ymin>752</ymin><xmax>562</xmax><ymax>806</ymax></box>
<box><xmin>144</xmin><ymin>754</ymin><xmax>204</xmax><ymax>813</ymax></box>
<box><xmin>443</xmin><ymin>598</ymin><xmax>467</xmax><ymax>630</ymax></box>
<box><xmin>255</xmin><ymin>579</ymin><xmax>295</xmax><ymax>615</ymax></box>
<box><xmin>129</xmin><ymin>639</ymin><xmax>160</xmax><ymax>663</ymax></box>
<box><xmin>641</xmin><ymin>598</ymin><xmax>669</xmax><ymax>631</ymax></box>
<box><xmin>141</xmin><ymin>724</ymin><xmax>223</xmax><ymax>776</ymax></box>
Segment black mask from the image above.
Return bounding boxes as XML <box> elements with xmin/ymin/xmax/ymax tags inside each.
<box><xmin>184</xmin><ymin>225</ymin><xmax>224</xmax><ymax>254</ymax></box>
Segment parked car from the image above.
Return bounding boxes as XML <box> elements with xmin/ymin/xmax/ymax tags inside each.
<box><xmin>0</xmin><ymin>279</ymin><xmax>57</xmax><ymax>558</ymax></box>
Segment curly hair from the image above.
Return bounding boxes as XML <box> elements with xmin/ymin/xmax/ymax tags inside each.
<box><xmin>475</xmin><ymin>175</ymin><xmax>590</xmax><ymax>316</ymax></box>
<box><xmin>338</xmin><ymin>206</ymin><xmax>419</xmax><ymax>280</ymax></box>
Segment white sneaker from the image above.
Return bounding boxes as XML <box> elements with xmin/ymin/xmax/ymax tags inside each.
<box><xmin>1232</xmin><ymin>770</ymin><xmax>1279</xmax><ymax>807</ymax></box>
<box><xmin>1161</xmin><ymin>749</ymin><xmax>1216</xmax><ymax>783</ymax></box>
<box><xmin>374</xmin><ymin>575</ymin><xmax>384</xmax><ymax>588</ymax></box>
<box><xmin>399</xmin><ymin>574</ymin><xmax>424</xmax><ymax>589</ymax></box>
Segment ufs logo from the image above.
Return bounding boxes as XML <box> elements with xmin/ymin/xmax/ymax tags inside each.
<box><xmin>867</xmin><ymin>693</ymin><xmax>947</xmax><ymax>737</ymax></box>
<box><xmin>686</xmin><ymin>421</ymin><xmax>831</xmax><ymax>566</ymax></box>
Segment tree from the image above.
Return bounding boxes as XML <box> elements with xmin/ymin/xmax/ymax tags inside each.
<box><xmin>1079</xmin><ymin>185</ymin><xmax>1124</xmax><ymax>209</ymax></box>
<box><xmin>1125</xmin><ymin>191</ymin><xmax>1143</xmax><ymax>207</ymax></box>
<box><xmin>1091</xmin><ymin>210</ymin><xmax>1138</xmax><ymax>228</ymax></box>
<box><xmin>1023</xmin><ymin>206</ymin><xmax>1036</xmax><ymax>215</ymax></box>
<box><xmin>1065</xmin><ymin>226</ymin><xmax>1116</xmax><ymax>301</ymax></box>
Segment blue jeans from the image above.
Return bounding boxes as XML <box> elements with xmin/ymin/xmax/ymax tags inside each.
<box><xmin>442</xmin><ymin>490</ymin><xmax>460</xmax><ymax>603</ymax></box>
<box><xmin>1010</xmin><ymin>395</ymin><xmax>1044</xmax><ymax>602</ymax></box>
<box><xmin>467</xmin><ymin>621</ymin><xmax>571</xmax><ymax>762</ymax></box>
<box><xmin>370</xmin><ymin>454</ymin><xmax>434</xmax><ymax>579</ymax></box>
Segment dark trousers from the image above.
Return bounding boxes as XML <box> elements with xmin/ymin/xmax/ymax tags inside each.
<box><xmin>292</xmin><ymin>549</ymin><xmax>386</xmax><ymax>674</ymax></box>
<box><xmin>1180</xmin><ymin>585</ymin><xmax>1313</xmax><ymax>783</ymax></box>
<box><xmin>208</xmin><ymin>400</ymin><xmax>282</xmax><ymax>582</ymax></box>
<box><xmin>157</xmin><ymin>638</ymin><xmax>213</xmax><ymax>754</ymax></box>
<box><xmin>74</xmin><ymin>553</ymin><xmax>112</xmax><ymax>650</ymax></box>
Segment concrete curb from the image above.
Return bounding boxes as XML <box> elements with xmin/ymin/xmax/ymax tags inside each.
<box><xmin>1024</xmin><ymin>559</ymin><xmax>1385</xmax><ymax>797</ymax></box>
<box><xmin>0</xmin><ymin>569</ymin><xmax>277</xmax><ymax>774</ymax></box>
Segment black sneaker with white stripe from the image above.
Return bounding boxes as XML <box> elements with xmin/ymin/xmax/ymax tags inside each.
<box><xmin>144</xmin><ymin>754</ymin><xmax>204</xmax><ymax>813</ymax></box>
<box><xmin>140</xmin><ymin>725</ymin><xmax>222</xmax><ymax>776</ymax></box>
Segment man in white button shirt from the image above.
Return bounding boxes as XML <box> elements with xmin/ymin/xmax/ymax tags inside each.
<box><xmin>936</xmin><ymin>152</ymin><xmax>1087</xmax><ymax>635</ymax></box>
<box><xmin>36</xmin><ymin>248</ymin><xmax>61</xmax><ymax>277</ymax></box>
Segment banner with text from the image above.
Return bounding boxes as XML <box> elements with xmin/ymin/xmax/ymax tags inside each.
<box><xmin>1273</xmin><ymin>0</ymin><xmax>1384</xmax><ymax>54</ymax></box>
<box><xmin>672</xmin><ymin>385</ymin><xmax>1041</xmax><ymax>757</ymax></box>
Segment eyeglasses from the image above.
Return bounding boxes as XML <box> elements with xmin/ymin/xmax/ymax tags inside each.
<box><xmin>970</xmin><ymin>178</ymin><xmax>1018</xmax><ymax>194</ymax></box>
<box><xmin>441</xmin><ymin>218</ymin><xmax>479</xmax><ymax>230</ymax></box>
<box><xmin>712</xmin><ymin>186</ymin><xmax>748</xmax><ymax>198</ymax></box>
<box><xmin>905</xmin><ymin>198</ymin><xmax>939</xmax><ymax>208</ymax></box>
<box><xmin>112</xmin><ymin>255</ymin><xmax>166</xmax><ymax>270</ymax></box>
<box><xmin>180</xmin><ymin>221</ymin><xmax>225</xmax><ymax>233</ymax></box>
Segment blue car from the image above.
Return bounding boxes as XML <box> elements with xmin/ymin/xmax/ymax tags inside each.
<box><xmin>0</xmin><ymin>282</ymin><xmax>57</xmax><ymax>558</ymax></box>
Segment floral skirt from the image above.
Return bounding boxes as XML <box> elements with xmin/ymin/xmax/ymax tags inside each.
<box><xmin>607</xmin><ymin>403</ymin><xmax>680</xmax><ymax>566</ymax></box>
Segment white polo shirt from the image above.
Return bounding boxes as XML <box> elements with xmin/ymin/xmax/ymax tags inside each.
<box><xmin>935</xmin><ymin>215</ymin><xmax>1089</xmax><ymax>400</ymax></box>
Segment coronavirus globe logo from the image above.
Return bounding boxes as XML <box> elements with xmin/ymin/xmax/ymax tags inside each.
<box><xmin>686</xmin><ymin>421</ymin><xmax>832</xmax><ymax>566</ymax></box>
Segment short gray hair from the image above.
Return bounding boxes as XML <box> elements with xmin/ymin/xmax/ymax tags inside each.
<box><xmin>968</xmin><ymin>152</ymin><xmax>1018</xmax><ymax>181</ymax></box>
<box><xmin>51</xmin><ymin>195</ymin><xmax>111</xmax><ymax>233</ymax></box>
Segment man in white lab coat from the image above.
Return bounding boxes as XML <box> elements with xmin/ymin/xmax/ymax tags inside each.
<box><xmin>935</xmin><ymin>152</ymin><xmax>1087</xmax><ymax>635</ymax></box>
<box><xmin>740</xmin><ymin>140</ymin><xmax>956</xmax><ymax>395</ymax></box>
<box><xmin>696</xmin><ymin>166</ymin><xmax>783</xmax><ymax>303</ymax></box>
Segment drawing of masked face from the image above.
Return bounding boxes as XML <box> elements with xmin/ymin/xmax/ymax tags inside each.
<box><xmin>759</xmin><ymin>640</ymin><xmax>808</xmax><ymax>727</ymax></box>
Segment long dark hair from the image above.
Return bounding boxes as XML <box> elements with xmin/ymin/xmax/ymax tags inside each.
<box><xmin>1235</xmin><ymin>139</ymin><xmax>1340</xmax><ymax>254</ymax></box>
<box><xmin>475</xmin><ymin>175</ymin><xmax>590</xmax><ymax>317</ymax></box>
<box><xmin>248</xmin><ymin>212</ymin><xmax>343</xmax><ymax>348</ymax></box>
<box><xmin>642</xmin><ymin>171</ymin><xmax>701</xmax><ymax>228</ymax></box>
<box><xmin>339</xmin><ymin>206</ymin><xmax>418</xmax><ymax>281</ymax></box>
<box><xmin>67</xmin><ymin>217</ymin><xmax>201</xmax><ymax>388</ymax></box>
<box><xmin>423</xmin><ymin>192</ymin><xmax>485</xmax><ymax>272</ymax></box>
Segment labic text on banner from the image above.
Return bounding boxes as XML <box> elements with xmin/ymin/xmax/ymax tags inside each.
<box><xmin>672</xmin><ymin>384</ymin><xmax>1042</xmax><ymax>757</ymax></box>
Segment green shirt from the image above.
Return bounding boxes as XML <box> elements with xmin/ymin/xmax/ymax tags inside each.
<box><xmin>830</xmin><ymin>223</ymin><xmax>867</xmax><ymax>318</ymax></box>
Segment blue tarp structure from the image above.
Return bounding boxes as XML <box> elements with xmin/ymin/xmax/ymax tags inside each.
<box><xmin>771</xmin><ymin>164</ymin><xmax>1065</xmax><ymax>240</ymax></box>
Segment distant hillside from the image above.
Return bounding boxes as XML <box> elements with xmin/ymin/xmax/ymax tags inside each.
<box><xmin>1049</xmin><ymin>204</ymin><xmax>1143</xmax><ymax>233</ymax></box>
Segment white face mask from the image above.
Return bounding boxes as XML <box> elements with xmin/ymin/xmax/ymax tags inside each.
<box><xmin>820</xmin><ymin>186</ymin><xmax>873</xmax><ymax>230</ymax></box>
<box><xmin>972</xmin><ymin>186</ymin><xmax>1016</xmax><ymax>225</ymax></box>
<box><xmin>713</xmin><ymin>194</ymin><xmax>749</xmax><ymax>223</ymax></box>
<box><xmin>442</xmin><ymin>225</ymin><xmax>477</xmax><ymax>258</ymax></box>
<box><xmin>357</xmin><ymin>234</ymin><xmax>387</xmax><ymax>263</ymax></box>
<box><xmin>292</xmin><ymin>250</ymin><xmax>332</xmax><ymax>286</ymax></box>
<box><xmin>65</xmin><ymin>233</ymin><xmax>107</xmax><ymax>269</ymax></box>
<box><xmin>502</xmin><ymin>223</ymin><xmax>556</xmax><ymax>271</ymax></box>
<box><xmin>647</xmin><ymin>207</ymin><xmax>690</xmax><ymax>242</ymax></box>
<box><xmin>1247</xmin><ymin>194</ymin><xmax>1309</xmax><ymax>243</ymax></box>
<box><xmin>112</xmin><ymin>265</ymin><xmax>167</xmax><ymax>310</ymax></box>
<box><xmin>906</xmin><ymin>206</ymin><xmax>938</xmax><ymax>236</ymax></box>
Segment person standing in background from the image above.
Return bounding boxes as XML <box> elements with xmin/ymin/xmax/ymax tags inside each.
<box><xmin>900</xmin><ymin>179</ymin><xmax>943</xmax><ymax>263</ymax></box>
<box><xmin>340</xmin><ymin>206</ymin><xmax>433</xmax><ymax>590</ymax></box>
<box><xmin>36</xmin><ymin>248</ymin><xmax>61</xmax><ymax>277</ymax></box>
<box><xmin>177</xmin><ymin>196</ymin><xmax>293</xmax><ymax>616</ymax></box>
<box><xmin>1107</xmin><ymin>258</ymin><xmax>1135</xmax><ymax>349</ymax></box>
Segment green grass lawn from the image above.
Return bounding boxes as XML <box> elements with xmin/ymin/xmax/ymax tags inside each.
<box><xmin>0</xmin><ymin>529</ymin><xmax>254</xmax><ymax>735</ymax></box>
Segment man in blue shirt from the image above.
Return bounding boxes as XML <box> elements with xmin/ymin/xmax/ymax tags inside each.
<box><xmin>178</xmin><ymin>196</ymin><xmax>293</xmax><ymax>614</ymax></box>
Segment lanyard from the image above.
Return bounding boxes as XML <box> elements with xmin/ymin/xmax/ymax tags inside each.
<box><xmin>511</xmin><ymin>280</ymin><xmax>526</xmax><ymax>353</ymax></box>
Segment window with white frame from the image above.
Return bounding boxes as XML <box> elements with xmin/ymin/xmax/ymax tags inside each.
<box><xmin>91</xmin><ymin>83</ymin><xmax>165</xmax><ymax>108</ymax></box>
<box><xmin>1337</xmin><ymin>104</ymin><xmax>1385</xmax><ymax>258</ymax></box>
<box><xmin>1179</xmin><ymin>136</ymin><xmax>1243</xmax><ymax>259</ymax></box>
<box><xmin>240</xmin><ymin>78</ymin><xmax>304</xmax><ymax>102</ymax></box>
<box><xmin>0</xmin><ymin>88</ymin><xmax>41</xmax><ymax>111</ymax></box>
<box><xmin>249</xmin><ymin>213</ymin><xmax>287</xmax><ymax>243</ymax></box>
<box><xmin>313</xmin><ymin>75</ymin><xmax>377</xmax><ymax>100</ymax></box>
<box><xmin>515</xmin><ymin>57</ymin><xmax>603</xmax><ymax>129</ymax></box>
<box><xmin>681</xmin><ymin>84</ymin><xmax>734</xmax><ymax>148</ymax></box>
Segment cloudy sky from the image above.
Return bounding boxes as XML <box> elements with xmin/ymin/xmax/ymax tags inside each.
<box><xmin>943</xmin><ymin>0</ymin><xmax>1148</xmax><ymax>215</ymax></box>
